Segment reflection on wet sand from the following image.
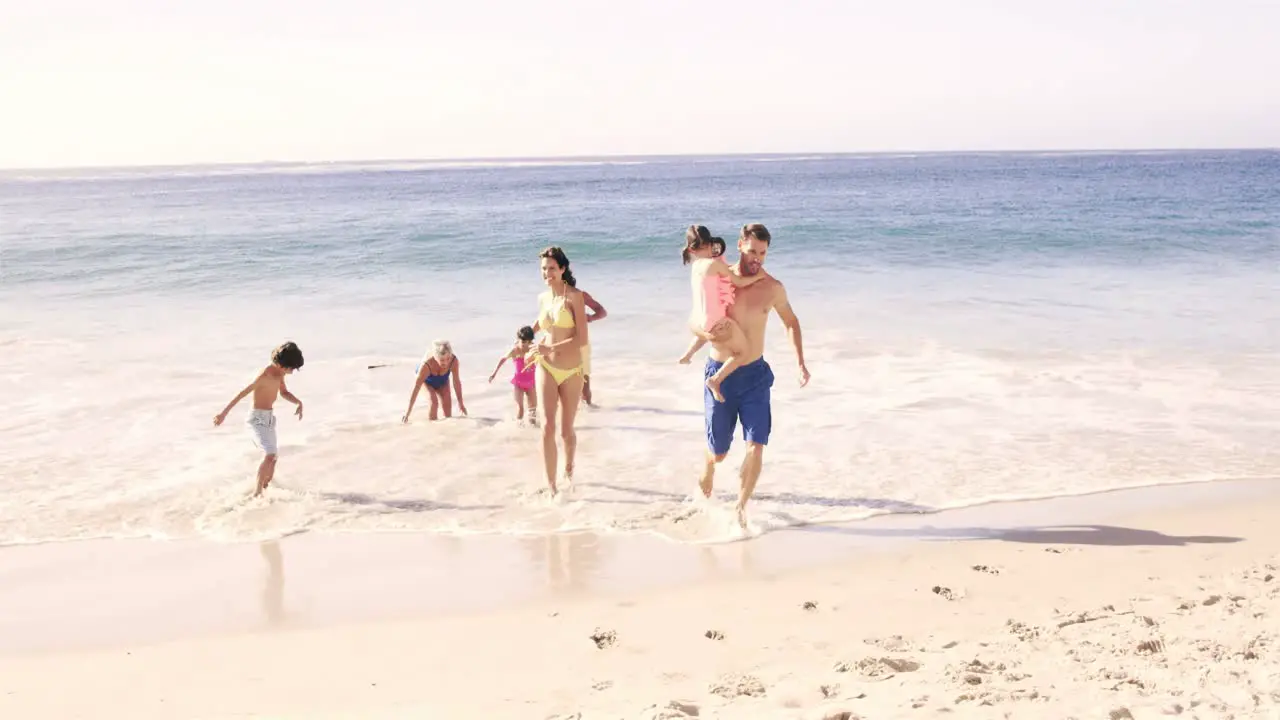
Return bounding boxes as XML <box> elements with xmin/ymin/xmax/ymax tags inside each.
<box><xmin>524</xmin><ymin>533</ymin><xmax>604</xmax><ymax>594</ymax></box>
<box><xmin>260</xmin><ymin>541</ymin><xmax>285</xmax><ymax>626</ymax></box>
<box><xmin>698</xmin><ymin>540</ymin><xmax>760</xmax><ymax>581</ymax></box>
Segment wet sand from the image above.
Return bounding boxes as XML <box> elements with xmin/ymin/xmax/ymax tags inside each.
<box><xmin>1</xmin><ymin>479</ymin><xmax>1278</xmax><ymax>718</ymax></box>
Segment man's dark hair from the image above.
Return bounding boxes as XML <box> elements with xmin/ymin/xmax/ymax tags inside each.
<box><xmin>740</xmin><ymin>223</ymin><xmax>772</xmax><ymax>244</ymax></box>
<box><xmin>272</xmin><ymin>341</ymin><xmax>304</xmax><ymax>370</ymax></box>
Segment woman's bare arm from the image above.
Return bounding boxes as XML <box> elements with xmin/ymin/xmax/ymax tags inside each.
<box><xmin>402</xmin><ymin>360</ymin><xmax>430</xmax><ymax>422</ymax></box>
<box><xmin>707</xmin><ymin>259</ymin><xmax>765</xmax><ymax>288</ymax></box>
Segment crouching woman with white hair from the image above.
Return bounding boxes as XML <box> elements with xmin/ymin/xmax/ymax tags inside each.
<box><xmin>402</xmin><ymin>339</ymin><xmax>468</xmax><ymax>423</ymax></box>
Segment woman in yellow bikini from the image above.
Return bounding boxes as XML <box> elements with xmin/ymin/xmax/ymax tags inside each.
<box><xmin>528</xmin><ymin>246</ymin><xmax>589</xmax><ymax>495</ymax></box>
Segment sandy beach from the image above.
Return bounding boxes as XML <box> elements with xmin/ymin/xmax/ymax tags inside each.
<box><xmin>1</xmin><ymin>480</ymin><xmax>1278</xmax><ymax>719</ymax></box>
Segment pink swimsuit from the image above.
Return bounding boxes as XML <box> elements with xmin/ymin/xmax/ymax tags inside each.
<box><xmin>690</xmin><ymin>257</ymin><xmax>735</xmax><ymax>332</ymax></box>
<box><xmin>511</xmin><ymin>355</ymin><xmax>536</xmax><ymax>391</ymax></box>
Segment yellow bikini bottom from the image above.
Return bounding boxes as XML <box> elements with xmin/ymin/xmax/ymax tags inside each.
<box><xmin>530</xmin><ymin>353</ymin><xmax>583</xmax><ymax>386</ymax></box>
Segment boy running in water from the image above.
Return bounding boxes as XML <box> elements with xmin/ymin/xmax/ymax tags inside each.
<box><xmin>213</xmin><ymin>341</ymin><xmax>305</xmax><ymax>496</ymax></box>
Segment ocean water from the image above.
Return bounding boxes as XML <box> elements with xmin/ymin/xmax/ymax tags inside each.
<box><xmin>3</xmin><ymin>150</ymin><xmax>1279</xmax><ymax>546</ymax></box>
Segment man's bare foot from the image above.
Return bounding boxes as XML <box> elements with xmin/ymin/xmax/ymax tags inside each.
<box><xmin>698</xmin><ymin>472</ymin><xmax>713</xmax><ymax>498</ymax></box>
<box><xmin>705</xmin><ymin>377</ymin><xmax>725</xmax><ymax>403</ymax></box>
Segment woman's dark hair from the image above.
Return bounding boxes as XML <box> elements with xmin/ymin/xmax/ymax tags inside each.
<box><xmin>271</xmin><ymin>341</ymin><xmax>304</xmax><ymax>370</ymax></box>
<box><xmin>540</xmin><ymin>246</ymin><xmax>576</xmax><ymax>288</ymax></box>
<box><xmin>682</xmin><ymin>224</ymin><xmax>724</xmax><ymax>265</ymax></box>
<box><xmin>517</xmin><ymin>326</ymin><xmax>535</xmax><ymax>342</ymax></box>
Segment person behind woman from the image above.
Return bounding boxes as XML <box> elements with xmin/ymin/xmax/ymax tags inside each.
<box><xmin>528</xmin><ymin>246</ymin><xmax>589</xmax><ymax>494</ymax></box>
<box><xmin>402</xmin><ymin>339</ymin><xmax>468</xmax><ymax>423</ymax></box>
<box><xmin>561</xmin><ymin>274</ymin><xmax>607</xmax><ymax>406</ymax></box>
<box><xmin>488</xmin><ymin>325</ymin><xmax>538</xmax><ymax>425</ymax></box>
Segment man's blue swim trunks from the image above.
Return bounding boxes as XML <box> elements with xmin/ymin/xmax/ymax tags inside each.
<box><xmin>704</xmin><ymin>356</ymin><xmax>774</xmax><ymax>456</ymax></box>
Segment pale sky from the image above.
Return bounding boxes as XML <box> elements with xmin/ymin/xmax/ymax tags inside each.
<box><xmin>2</xmin><ymin>0</ymin><xmax>1278</xmax><ymax>169</ymax></box>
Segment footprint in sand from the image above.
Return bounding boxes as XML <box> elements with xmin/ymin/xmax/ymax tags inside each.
<box><xmin>949</xmin><ymin>659</ymin><xmax>1007</xmax><ymax>687</ymax></box>
<box><xmin>932</xmin><ymin>586</ymin><xmax>964</xmax><ymax>601</ymax></box>
<box><xmin>590</xmin><ymin>628</ymin><xmax>617</xmax><ymax>649</ymax></box>
<box><xmin>708</xmin><ymin>673</ymin><xmax>766</xmax><ymax>698</ymax></box>
<box><xmin>640</xmin><ymin>700</ymin><xmax>700</xmax><ymax>719</ymax></box>
<box><xmin>704</xmin><ymin>630</ymin><xmax>724</xmax><ymax>641</ymax></box>
<box><xmin>971</xmin><ymin>564</ymin><xmax>1000</xmax><ymax>575</ymax></box>
<box><xmin>956</xmin><ymin>689</ymin><xmax>1044</xmax><ymax>705</ymax></box>
<box><xmin>834</xmin><ymin>657</ymin><xmax>921</xmax><ymax>680</ymax></box>
<box><xmin>1006</xmin><ymin>620</ymin><xmax>1041</xmax><ymax>642</ymax></box>
<box><xmin>863</xmin><ymin>635</ymin><xmax>914</xmax><ymax>652</ymax></box>
<box><xmin>1134</xmin><ymin>638</ymin><xmax>1165</xmax><ymax>655</ymax></box>
<box><xmin>1055</xmin><ymin>604</ymin><xmax>1131</xmax><ymax>629</ymax></box>
<box><xmin>812</xmin><ymin>711</ymin><xmax>860</xmax><ymax>720</ymax></box>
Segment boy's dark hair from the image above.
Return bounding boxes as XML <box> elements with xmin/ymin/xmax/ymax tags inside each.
<box><xmin>517</xmin><ymin>326</ymin><xmax>535</xmax><ymax>342</ymax></box>
<box><xmin>272</xmin><ymin>341</ymin><xmax>304</xmax><ymax>370</ymax></box>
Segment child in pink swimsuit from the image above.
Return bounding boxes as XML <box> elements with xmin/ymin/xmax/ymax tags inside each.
<box><xmin>488</xmin><ymin>325</ymin><xmax>538</xmax><ymax>425</ymax></box>
<box><xmin>680</xmin><ymin>225</ymin><xmax>766</xmax><ymax>403</ymax></box>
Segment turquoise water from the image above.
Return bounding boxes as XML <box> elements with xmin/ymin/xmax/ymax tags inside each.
<box><xmin>2</xmin><ymin>150</ymin><xmax>1279</xmax><ymax>545</ymax></box>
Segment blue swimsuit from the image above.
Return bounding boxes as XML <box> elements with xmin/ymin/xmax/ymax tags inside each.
<box><xmin>421</xmin><ymin>358</ymin><xmax>454</xmax><ymax>389</ymax></box>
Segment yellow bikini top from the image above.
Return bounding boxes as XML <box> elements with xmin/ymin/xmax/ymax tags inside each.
<box><xmin>539</xmin><ymin>291</ymin><xmax>575</xmax><ymax>329</ymax></box>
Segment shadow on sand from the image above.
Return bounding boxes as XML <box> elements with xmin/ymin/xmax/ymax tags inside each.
<box><xmin>610</xmin><ymin>405</ymin><xmax>703</xmax><ymax>418</ymax></box>
<box><xmin>319</xmin><ymin>492</ymin><xmax>502</xmax><ymax>514</ymax></box>
<box><xmin>795</xmin><ymin>522</ymin><xmax>1242</xmax><ymax>548</ymax></box>
<box><xmin>587</xmin><ymin>483</ymin><xmax>931</xmax><ymax>515</ymax></box>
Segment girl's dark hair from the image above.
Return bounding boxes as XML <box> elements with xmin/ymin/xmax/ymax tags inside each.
<box><xmin>711</xmin><ymin>238</ymin><xmax>726</xmax><ymax>257</ymax></box>
<box><xmin>517</xmin><ymin>326</ymin><xmax>535</xmax><ymax>342</ymax></box>
<box><xmin>540</xmin><ymin>246</ymin><xmax>576</xmax><ymax>288</ymax></box>
<box><xmin>682</xmin><ymin>224</ymin><xmax>723</xmax><ymax>265</ymax></box>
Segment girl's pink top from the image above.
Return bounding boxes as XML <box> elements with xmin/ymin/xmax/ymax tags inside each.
<box><xmin>691</xmin><ymin>257</ymin><xmax>735</xmax><ymax>331</ymax></box>
<box><xmin>511</xmin><ymin>354</ymin><xmax>536</xmax><ymax>390</ymax></box>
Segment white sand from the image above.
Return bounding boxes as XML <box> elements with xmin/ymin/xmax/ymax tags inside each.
<box><xmin>2</xmin><ymin>484</ymin><xmax>1279</xmax><ymax>719</ymax></box>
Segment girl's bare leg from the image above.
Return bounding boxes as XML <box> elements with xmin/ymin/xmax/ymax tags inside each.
<box><xmin>537</xmin><ymin>368</ymin><xmax>561</xmax><ymax>493</ymax></box>
<box><xmin>525</xmin><ymin>388</ymin><xmax>538</xmax><ymax>426</ymax></box>
<box><xmin>512</xmin><ymin>386</ymin><xmax>525</xmax><ymax>421</ymax></box>
<box><xmin>705</xmin><ymin>318</ymin><xmax>747</xmax><ymax>403</ymax></box>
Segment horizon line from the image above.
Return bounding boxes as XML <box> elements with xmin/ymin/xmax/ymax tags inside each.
<box><xmin>3</xmin><ymin>145</ymin><xmax>1277</xmax><ymax>175</ymax></box>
